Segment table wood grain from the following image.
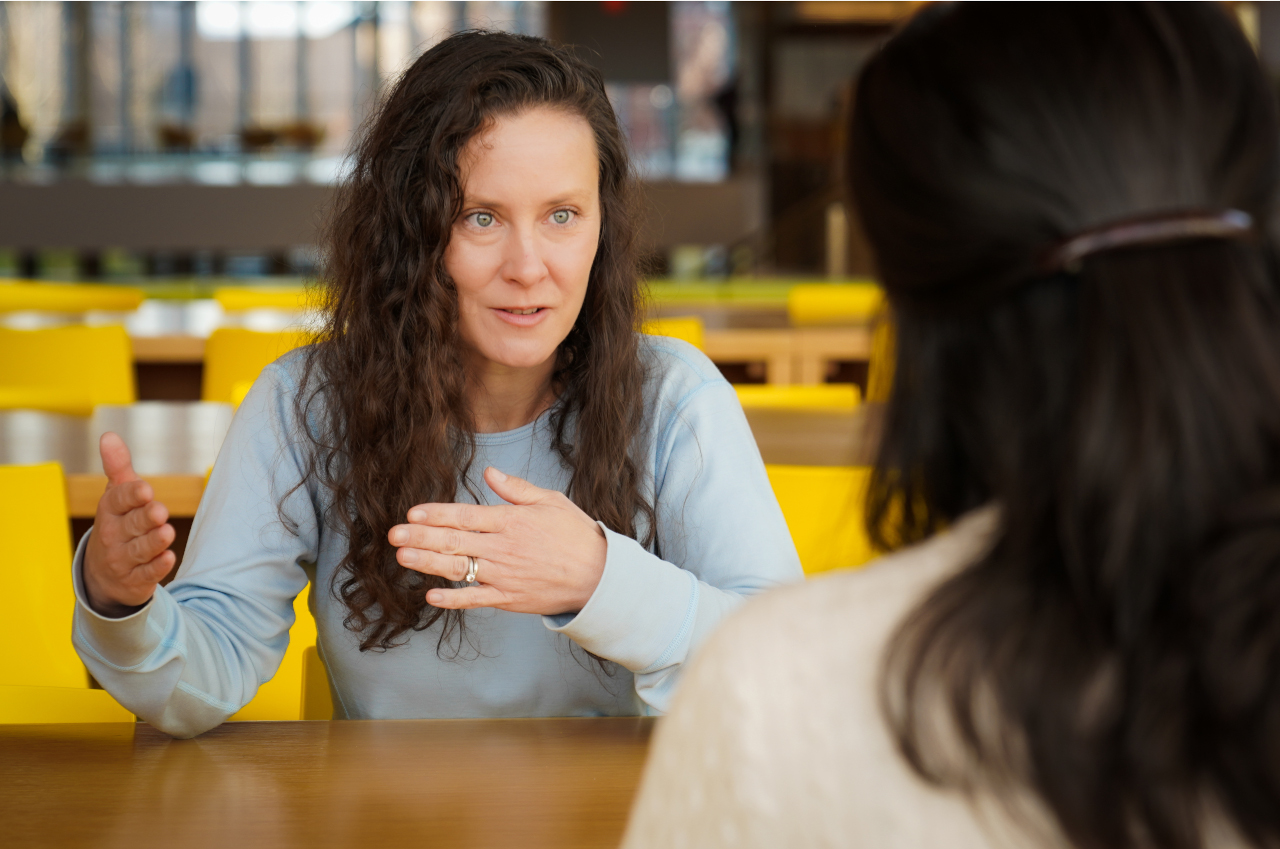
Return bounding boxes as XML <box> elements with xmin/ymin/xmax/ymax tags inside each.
<box><xmin>0</xmin><ymin>717</ymin><xmax>655</xmax><ymax>849</ymax></box>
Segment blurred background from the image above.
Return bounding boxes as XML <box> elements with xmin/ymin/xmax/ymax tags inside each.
<box><xmin>0</xmin><ymin>1</ymin><xmax>930</xmax><ymax>282</ymax></box>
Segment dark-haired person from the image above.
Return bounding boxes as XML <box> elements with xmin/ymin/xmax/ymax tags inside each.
<box><xmin>624</xmin><ymin>4</ymin><xmax>1280</xmax><ymax>848</ymax></box>
<box><xmin>73</xmin><ymin>32</ymin><xmax>800</xmax><ymax>738</ymax></box>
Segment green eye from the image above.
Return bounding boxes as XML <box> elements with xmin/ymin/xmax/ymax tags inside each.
<box><xmin>473</xmin><ymin>212</ymin><xmax>494</xmax><ymax>227</ymax></box>
<box><xmin>552</xmin><ymin>210</ymin><xmax>572</xmax><ymax>225</ymax></box>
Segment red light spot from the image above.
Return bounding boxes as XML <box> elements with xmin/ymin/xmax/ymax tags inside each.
<box><xmin>602</xmin><ymin>1</ymin><xmax>628</xmax><ymax>16</ymax></box>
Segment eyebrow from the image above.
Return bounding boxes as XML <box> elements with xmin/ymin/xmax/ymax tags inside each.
<box><xmin>462</xmin><ymin>193</ymin><xmax>591</xmax><ymax>209</ymax></box>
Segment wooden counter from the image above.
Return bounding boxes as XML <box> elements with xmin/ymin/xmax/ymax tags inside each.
<box><xmin>0</xmin><ymin>717</ymin><xmax>656</xmax><ymax>849</ymax></box>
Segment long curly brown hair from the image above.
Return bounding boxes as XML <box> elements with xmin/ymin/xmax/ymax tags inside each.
<box><xmin>293</xmin><ymin>31</ymin><xmax>654</xmax><ymax>653</ymax></box>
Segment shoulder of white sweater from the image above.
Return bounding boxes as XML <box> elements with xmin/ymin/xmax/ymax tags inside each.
<box><xmin>700</xmin><ymin>506</ymin><xmax>1001</xmax><ymax>674</ymax></box>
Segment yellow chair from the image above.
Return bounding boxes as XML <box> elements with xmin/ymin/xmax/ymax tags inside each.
<box><xmin>766</xmin><ymin>464</ymin><xmax>878</xmax><ymax>574</ymax></box>
<box><xmin>228</xmin><ymin>584</ymin><xmax>318</xmax><ymax>721</ymax></box>
<box><xmin>0</xmin><ymin>281</ymin><xmax>144</xmax><ymax>313</ymax></box>
<box><xmin>214</xmin><ymin>285</ymin><xmax>325</xmax><ymax>312</ymax></box>
<box><xmin>0</xmin><ymin>461</ymin><xmax>134</xmax><ymax>722</ymax></box>
<box><xmin>202</xmin><ymin>328</ymin><xmax>312</xmax><ymax>404</ymax></box>
<box><xmin>642</xmin><ymin>316</ymin><xmax>705</xmax><ymax>351</ymax></box>
<box><xmin>736</xmin><ymin>384</ymin><xmax>861</xmax><ymax>411</ymax></box>
<box><xmin>302</xmin><ymin>645</ymin><xmax>335</xmax><ymax>720</ymax></box>
<box><xmin>0</xmin><ymin>326</ymin><xmax>135</xmax><ymax>414</ymax></box>
<box><xmin>787</xmin><ymin>283</ymin><xmax>884</xmax><ymax>326</ymax></box>
<box><xmin>0</xmin><ymin>684</ymin><xmax>133</xmax><ymax>723</ymax></box>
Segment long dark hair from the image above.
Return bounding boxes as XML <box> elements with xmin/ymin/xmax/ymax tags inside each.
<box><xmin>850</xmin><ymin>4</ymin><xmax>1280</xmax><ymax>847</ymax></box>
<box><xmin>295</xmin><ymin>31</ymin><xmax>654</xmax><ymax>653</ymax></box>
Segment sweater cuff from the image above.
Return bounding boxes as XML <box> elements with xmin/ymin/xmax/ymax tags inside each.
<box><xmin>542</xmin><ymin>525</ymin><xmax>698</xmax><ymax>673</ymax></box>
<box><xmin>71</xmin><ymin>526</ymin><xmax>167</xmax><ymax>669</ymax></box>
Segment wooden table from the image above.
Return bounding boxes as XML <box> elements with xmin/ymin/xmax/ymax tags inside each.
<box><xmin>0</xmin><ymin>717</ymin><xmax>655</xmax><ymax>849</ymax></box>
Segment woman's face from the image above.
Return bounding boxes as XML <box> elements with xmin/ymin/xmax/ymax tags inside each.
<box><xmin>445</xmin><ymin>106</ymin><xmax>601</xmax><ymax>377</ymax></box>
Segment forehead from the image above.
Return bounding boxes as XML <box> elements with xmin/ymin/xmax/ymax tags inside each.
<box><xmin>459</xmin><ymin>106</ymin><xmax>599</xmax><ymax>198</ymax></box>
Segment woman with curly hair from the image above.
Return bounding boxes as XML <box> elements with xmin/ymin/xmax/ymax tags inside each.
<box><xmin>74</xmin><ymin>31</ymin><xmax>800</xmax><ymax>738</ymax></box>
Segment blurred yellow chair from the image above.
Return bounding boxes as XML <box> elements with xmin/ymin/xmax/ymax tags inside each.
<box><xmin>302</xmin><ymin>645</ymin><xmax>334</xmax><ymax>720</ymax></box>
<box><xmin>0</xmin><ymin>281</ymin><xmax>144</xmax><ymax>313</ymax></box>
<box><xmin>766</xmin><ymin>464</ymin><xmax>878</xmax><ymax>574</ymax></box>
<box><xmin>214</xmin><ymin>286</ymin><xmax>324</xmax><ymax>312</ymax></box>
<box><xmin>228</xmin><ymin>584</ymin><xmax>318</xmax><ymax>721</ymax></box>
<box><xmin>788</xmin><ymin>283</ymin><xmax>883</xmax><ymax>326</ymax></box>
<box><xmin>642</xmin><ymin>316</ymin><xmax>705</xmax><ymax>351</ymax></box>
<box><xmin>0</xmin><ymin>326</ymin><xmax>135</xmax><ymax>414</ymax></box>
<box><xmin>202</xmin><ymin>328</ymin><xmax>312</xmax><ymax>404</ymax></box>
<box><xmin>736</xmin><ymin>384</ymin><xmax>861</xmax><ymax>411</ymax></box>
<box><xmin>0</xmin><ymin>461</ymin><xmax>134</xmax><ymax>722</ymax></box>
<box><xmin>0</xmin><ymin>684</ymin><xmax>133</xmax><ymax>723</ymax></box>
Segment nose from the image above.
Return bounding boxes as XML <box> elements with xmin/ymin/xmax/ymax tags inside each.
<box><xmin>500</xmin><ymin>224</ymin><xmax>549</xmax><ymax>287</ymax></box>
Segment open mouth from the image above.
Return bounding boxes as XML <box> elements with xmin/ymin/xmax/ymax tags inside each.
<box><xmin>500</xmin><ymin>308</ymin><xmax>542</xmax><ymax>315</ymax></box>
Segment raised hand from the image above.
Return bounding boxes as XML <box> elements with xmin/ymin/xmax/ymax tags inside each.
<box><xmin>388</xmin><ymin>467</ymin><xmax>608</xmax><ymax>616</ymax></box>
<box><xmin>82</xmin><ymin>432</ymin><xmax>176</xmax><ymax>618</ymax></box>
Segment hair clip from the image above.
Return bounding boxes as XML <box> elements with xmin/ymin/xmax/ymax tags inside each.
<box><xmin>1041</xmin><ymin>209</ymin><xmax>1254</xmax><ymax>274</ymax></box>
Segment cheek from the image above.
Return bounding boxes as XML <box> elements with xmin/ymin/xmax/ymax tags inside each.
<box><xmin>550</xmin><ymin>230</ymin><xmax>600</xmax><ymax>303</ymax></box>
<box><xmin>443</xmin><ymin>240</ymin><xmax>491</xmax><ymax>312</ymax></box>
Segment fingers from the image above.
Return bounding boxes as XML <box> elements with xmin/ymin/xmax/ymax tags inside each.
<box><xmin>99</xmin><ymin>432</ymin><xmax>139</xmax><ymax>487</ymax></box>
<box><xmin>99</xmin><ymin>478</ymin><xmax>155</xmax><ymax>517</ymax></box>
<box><xmin>484</xmin><ymin>467</ymin><xmax>547</xmax><ymax>506</ymax></box>
<box><xmin>125</xmin><ymin>522</ymin><xmax>175</xmax><ymax>567</ymax></box>
<box><xmin>388</xmin><ymin>523</ymin><xmax>492</xmax><ymax>558</ymax></box>
<box><xmin>426</xmin><ymin>585</ymin><xmax>510</xmax><ymax>610</ymax></box>
<box><xmin>118</xmin><ymin>499</ymin><xmax>169</xmax><ymax>540</ymax></box>
<box><xmin>405</xmin><ymin>501</ymin><xmax>506</xmax><ymax>533</ymax></box>
<box><xmin>139</xmin><ymin>549</ymin><xmax>177</xmax><ymax>583</ymax></box>
<box><xmin>396</xmin><ymin>548</ymin><xmax>473</xmax><ymax>582</ymax></box>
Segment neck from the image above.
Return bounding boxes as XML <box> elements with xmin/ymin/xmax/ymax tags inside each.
<box><xmin>466</xmin><ymin>356</ymin><xmax>557</xmax><ymax>434</ymax></box>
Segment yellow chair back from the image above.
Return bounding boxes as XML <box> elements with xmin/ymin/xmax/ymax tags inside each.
<box><xmin>736</xmin><ymin>384</ymin><xmax>861</xmax><ymax>411</ymax></box>
<box><xmin>0</xmin><ymin>326</ymin><xmax>135</xmax><ymax>413</ymax></box>
<box><xmin>202</xmin><ymin>328</ymin><xmax>312</xmax><ymax>404</ymax></box>
<box><xmin>214</xmin><ymin>286</ymin><xmax>324</xmax><ymax>312</ymax></box>
<box><xmin>228</xmin><ymin>584</ymin><xmax>318</xmax><ymax>721</ymax></box>
<box><xmin>0</xmin><ymin>281</ymin><xmax>144</xmax><ymax>313</ymax></box>
<box><xmin>766</xmin><ymin>464</ymin><xmax>878</xmax><ymax>574</ymax></box>
<box><xmin>302</xmin><ymin>645</ymin><xmax>335</xmax><ymax>720</ymax></box>
<box><xmin>0</xmin><ymin>684</ymin><xmax>133</xmax><ymax>723</ymax></box>
<box><xmin>642</xmin><ymin>316</ymin><xmax>705</xmax><ymax>351</ymax></box>
<box><xmin>0</xmin><ymin>462</ymin><xmax>89</xmax><ymax>688</ymax></box>
<box><xmin>787</xmin><ymin>283</ymin><xmax>883</xmax><ymax>326</ymax></box>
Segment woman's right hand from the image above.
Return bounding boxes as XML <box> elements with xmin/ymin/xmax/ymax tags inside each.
<box><xmin>83</xmin><ymin>432</ymin><xmax>176</xmax><ymax>618</ymax></box>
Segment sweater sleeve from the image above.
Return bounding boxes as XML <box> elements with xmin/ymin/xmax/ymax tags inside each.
<box><xmin>544</xmin><ymin>354</ymin><xmax>803</xmax><ymax>713</ymax></box>
<box><xmin>71</xmin><ymin>361</ymin><xmax>320</xmax><ymax>738</ymax></box>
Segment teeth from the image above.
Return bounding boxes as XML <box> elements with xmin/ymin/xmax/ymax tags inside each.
<box><xmin>507</xmin><ymin>308</ymin><xmax>539</xmax><ymax>315</ymax></box>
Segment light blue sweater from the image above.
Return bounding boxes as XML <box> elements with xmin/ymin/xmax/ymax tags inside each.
<box><xmin>72</xmin><ymin>337</ymin><xmax>802</xmax><ymax>738</ymax></box>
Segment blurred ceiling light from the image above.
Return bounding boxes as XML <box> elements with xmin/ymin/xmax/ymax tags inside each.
<box><xmin>649</xmin><ymin>85</ymin><xmax>674</xmax><ymax>110</ymax></box>
<box><xmin>197</xmin><ymin>1</ymin><xmax>357</xmax><ymax>40</ymax></box>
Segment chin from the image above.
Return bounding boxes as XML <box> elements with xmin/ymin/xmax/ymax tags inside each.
<box><xmin>484</xmin><ymin>343</ymin><xmax>560</xmax><ymax>371</ymax></box>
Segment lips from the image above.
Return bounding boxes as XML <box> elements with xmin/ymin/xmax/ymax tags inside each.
<box><xmin>491</xmin><ymin>306</ymin><xmax>550</xmax><ymax>327</ymax></box>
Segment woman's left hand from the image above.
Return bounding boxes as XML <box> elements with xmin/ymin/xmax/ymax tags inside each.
<box><xmin>388</xmin><ymin>467</ymin><xmax>608</xmax><ymax>615</ymax></box>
